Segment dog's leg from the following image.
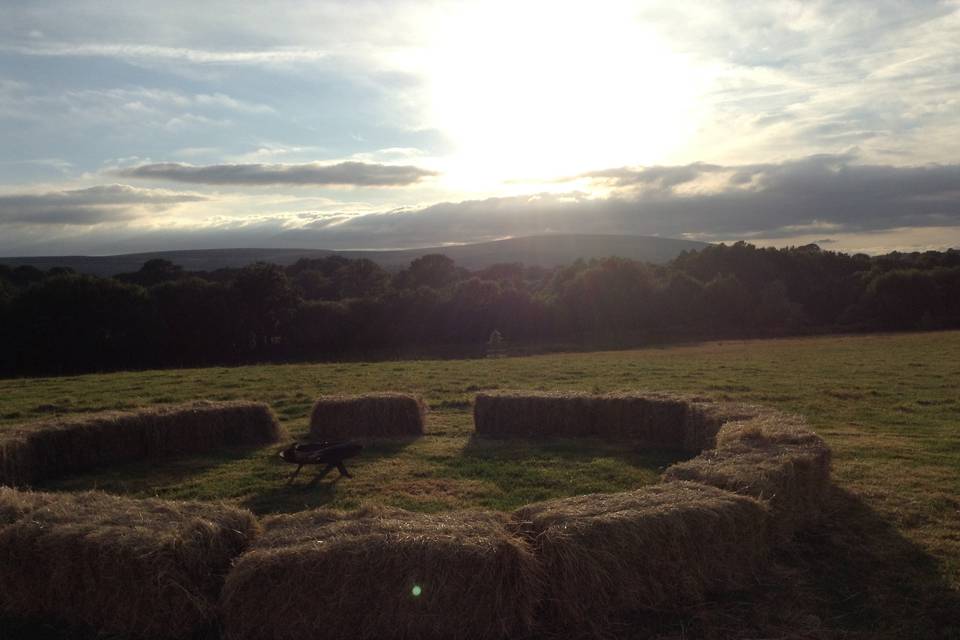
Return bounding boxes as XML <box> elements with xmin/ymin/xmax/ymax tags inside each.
<box><xmin>309</xmin><ymin>463</ymin><xmax>336</xmax><ymax>486</ymax></box>
<box><xmin>286</xmin><ymin>464</ymin><xmax>303</xmax><ymax>485</ymax></box>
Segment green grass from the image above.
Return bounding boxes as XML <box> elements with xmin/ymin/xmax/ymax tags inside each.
<box><xmin>2</xmin><ymin>331</ymin><xmax>959</xmax><ymax>638</ymax></box>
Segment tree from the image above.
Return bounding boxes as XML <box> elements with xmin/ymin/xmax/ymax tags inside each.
<box><xmin>7</xmin><ymin>274</ymin><xmax>157</xmax><ymax>374</ymax></box>
<box><xmin>232</xmin><ymin>263</ymin><xmax>300</xmax><ymax>352</ymax></box>
<box><xmin>334</xmin><ymin>259</ymin><xmax>390</xmax><ymax>299</ymax></box>
<box><xmin>557</xmin><ymin>258</ymin><xmax>655</xmax><ymax>340</ymax></box>
<box><xmin>394</xmin><ymin>254</ymin><xmax>462</xmax><ymax>290</ymax></box>
<box><xmin>151</xmin><ymin>277</ymin><xmax>239</xmax><ymax>365</ymax></box>
<box><xmin>755</xmin><ymin>280</ymin><xmax>804</xmax><ymax>330</ymax></box>
<box><xmin>861</xmin><ymin>269</ymin><xmax>940</xmax><ymax>330</ymax></box>
<box><xmin>703</xmin><ymin>273</ymin><xmax>754</xmax><ymax>331</ymax></box>
<box><xmin>116</xmin><ymin>259</ymin><xmax>184</xmax><ymax>287</ymax></box>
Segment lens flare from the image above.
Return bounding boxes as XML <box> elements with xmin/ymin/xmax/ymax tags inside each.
<box><xmin>411</xmin><ymin>585</ymin><xmax>423</xmax><ymax>597</ymax></box>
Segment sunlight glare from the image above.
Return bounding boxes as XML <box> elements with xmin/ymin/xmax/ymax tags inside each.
<box><xmin>423</xmin><ymin>1</ymin><xmax>710</xmax><ymax>190</ymax></box>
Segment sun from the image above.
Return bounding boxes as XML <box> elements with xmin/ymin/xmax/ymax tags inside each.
<box><xmin>420</xmin><ymin>1</ymin><xmax>710</xmax><ymax>191</ymax></box>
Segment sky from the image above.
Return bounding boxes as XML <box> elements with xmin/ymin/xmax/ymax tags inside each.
<box><xmin>1</xmin><ymin>0</ymin><xmax>959</xmax><ymax>256</ymax></box>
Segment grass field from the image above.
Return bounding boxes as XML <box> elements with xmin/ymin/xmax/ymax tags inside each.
<box><xmin>1</xmin><ymin>331</ymin><xmax>959</xmax><ymax>638</ymax></box>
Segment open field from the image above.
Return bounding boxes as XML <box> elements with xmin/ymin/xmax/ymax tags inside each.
<box><xmin>1</xmin><ymin>331</ymin><xmax>959</xmax><ymax>638</ymax></box>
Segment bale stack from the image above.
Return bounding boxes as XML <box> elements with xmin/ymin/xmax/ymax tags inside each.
<box><xmin>0</xmin><ymin>400</ymin><xmax>285</xmax><ymax>487</ymax></box>
<box><xmin>0</xmin><ymin>486</ymin><xmax>258</xmax><ymax>639</ymax></box>
<box><xmin>663</xmin><ymin>410</ymin><xmax>832</xmax><ymax>541</ymax></box>
<box><xmin>309</xmin><ymin>393</ymin><xmax>426</xmax><ymax>439</ymax></box>
<box><xmin>512</xmin><ymin>481</ymin><xmax>769</xmax><ymax>631</ymax></box>
<box><xmin>220</xmin><ymin>506</ymin><xmax>541</xmax><ymax>640</ymax></box>
<box><xmin>473</xmin><ymin>391</ymin><xmax>723</xmax><ymax>450</ymax></box>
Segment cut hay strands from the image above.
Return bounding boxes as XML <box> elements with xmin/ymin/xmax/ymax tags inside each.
<box><xmin>663</xmin><ymin>415</ymin><xmax>832</xmax><ymax>541</ymax></box>
<box><xmin>309</xmin><ymin>393</ymin><xmax>426</xmax><ymax>439</ymax></box>
<box><xmin>473</xmin><ymin>391</ymin><xmax>725</xmax><ymax>451</ymax></box>
<box><xmin>512</xmin><ymin>481</ymin><xmax>770</xmax><ymax>632</ymax></box>
<box><xmin>0</xmin><ymin>487</ymin><xmax>258</xmax><ymax>639</ymax></box>
<box><xmin>0</xmin><ymin>400</ymin><xmax>286</xmax><ymax>487</ymax></box>
<box><xmin>220</xmin><ymin>506</ymin><xmax>541</xmax><ymax>640</ymax></box>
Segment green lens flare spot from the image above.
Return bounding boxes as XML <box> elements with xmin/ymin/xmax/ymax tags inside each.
<box><xmin>411</xmin><ymin>585</ymin><xmax>422</xmax><ymax>597</ymax></box>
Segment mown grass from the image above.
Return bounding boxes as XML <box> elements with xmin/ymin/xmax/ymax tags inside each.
<box><xmin>1</xmin><ymin>331</ymin><xmax>959</xmax><ymax>638</ymax></box>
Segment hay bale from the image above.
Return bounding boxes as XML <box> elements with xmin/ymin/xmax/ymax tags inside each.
<box><xmin>0</xmin><ymin>400</ymin><xmax>285</xmax><ymax>487</ymax></box>
<box><xmin>473</xmin><ymin>391</ymin><xmax>597</xmax><ymax>438</ymax></box>
<box><xmin>714</xmin><ymin>409</ymin><xmax>825</xmax><ymax>449</ymax></box>
<box><xmin>309</xmin><ymin>393</ymin><xmax>426</xmax><ymax>439</ymax></box>
<box><xmin>678</xmin><ymin>400</ymin><xmax>731</xmax><ymax>451</ymax></box>
<box><xmin>220</xmin><ymin>506</ymin><xmax>541</xmax><ymax>640</ymax></box>
<box><xmin>512</xmin><ymin>481</ymin><xmax>769</xmax><ymax>631</ymax></box>
<box><xmin>0</xmin><ymin>487</ymin><xmax>258</xmax><ymax>639</ymax></box>
<box><xmin>473</xmin><ymin>391</ymin><xmax>723</xmax><ymax>450</ymax></box>
<box><xmin>663</xmin><ymin>413</ymin><xmax>831</xmax><ymax>541</ymax></box>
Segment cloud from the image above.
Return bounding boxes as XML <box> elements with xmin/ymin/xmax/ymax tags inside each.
<box><xmin>5</xmin><ymin>155</ymin><xmax>960</xmax><ymax>254</ymax></box>
<box><xmin>567</xmin><ymin>154</ymin><xmax>960</xmax><ymax>235</ymax></box>
<box><xmin>2</xmin><ymin>43</ymin><xmax>330</xmax><ymax>65</ymax></box>
<box><xmin>269</xmin><ymin>154</ymin><xmax>960</xmax><ymax>248</ymax></box>
<box><xmin>0</xmin><ymin>185</ymin><xmax>205</xmax><ymax>225</ymax></box>
<box><xmin>112</xmin><ymin>161</ymin><xmax>438</xmax><ymax>187</ymax></box>
<box><xmin>577</xmin><ymin>163</ymin><xmax>726</xmax><ymax>190</ymax></box>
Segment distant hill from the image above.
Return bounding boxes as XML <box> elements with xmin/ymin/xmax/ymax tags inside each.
<box><xmin>0</xmin><ymin>234</ymin><xmax>709</xmax><ymax>277</ymax></box>
<box><xmin>0</xmin><ymin>248</ymin><xmax>337</xmax><ymax>278</ymax></box>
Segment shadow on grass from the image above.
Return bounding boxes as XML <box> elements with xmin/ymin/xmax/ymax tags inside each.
<box><xmin>459</xmin><ymin>432</ymin><xmax>695</xmax><ymax>468</ymax></box>
<box><xmin>39</xmin><ymin>445</ymin><xmax>268</xmax><ymax>496</ymax></box>
<box><xmin>431</xmin><ymin>434</ymin><xmax>696</xmax><ymax>510</ymax></box>
<box><xmin>549</xmin><ymin>485</ymin><xmax>960</xmax><ymax>640</ymax></box>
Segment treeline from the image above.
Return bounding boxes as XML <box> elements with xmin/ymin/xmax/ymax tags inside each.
<box><xmin>1</xmin><ymin>242</ymin><xmax>959</xmax><ymax>376</ymax></box>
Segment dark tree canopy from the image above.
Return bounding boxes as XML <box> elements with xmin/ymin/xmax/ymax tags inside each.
<box><xmin>2</xmin><ymin>244</ymin><xmax>959</xmax><ymax>376</ymax></box>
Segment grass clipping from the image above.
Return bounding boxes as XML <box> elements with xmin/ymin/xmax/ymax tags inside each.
<box><xmin>0</xmin><ymin>486</ymin><xmax>258</xmax><ymax>639</ymax></box>
<box><xmin>513</xmin><ymin>481</ymin><xmax>769</xmax><ymax>631</ymax></box>
<box><xmin>0</xmin><ymin>400</ymin><xmax>285</xmax><ymax>487</ymax></box>
<box><xmin>309</xmin><ymin>393</ymin><xmax>426</xmax><ymax>439</ymax></box>
<box><xmin>221</xmin><ymin>506</ymin><xmax>541</xmax><ymax>640</ymax></box>
<box><xmin>663</xmin><ymin>408</ymin><xmax>832</xmax><ymax>540</ymax></box>
<box><xmin>473</xmin><ymin>391</ymin><xmax>723</xmax><ymax>451</ymax></box>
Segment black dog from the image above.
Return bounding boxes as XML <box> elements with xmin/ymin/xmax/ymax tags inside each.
<box><xmin>280</xmin><ymin>441</ymin><xmax>363</xmax><ymax>485</ymax></box>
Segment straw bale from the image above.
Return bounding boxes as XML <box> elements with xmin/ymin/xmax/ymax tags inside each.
<box><xmin>309</xmin><ymin>393</ymin><xmax>426</xmax><ymax>439</ymax></box>
<box><xmin>0</xmin><ymin>400</ymin><xmax>285</xmax><ymax>487</ymax></box>
<box><xmin>220</xmin><ymin>506</ymin><xmax>541</xmax><ymax>640</ymax></box>
<box><xmin>663</xmin><ymin>414</ymin><xmax>831</xmax><ymax>541</ymax></box>
<box><xmin>473</xmin><ymin>391</ymin><xmax>723</xmax><ymax>450</ymax></box>
<box><xmin>512</xmin><ymin>481</ymin><xmax>769</xmax><ymax>630</ymax></box>
<box><xmin>0</xmin><ymin>487</ymin><xmax>258</xmax><ymax>639</ymax></box>
<box><xmin>715</xmin><ymin>409</ymin><xmax>824</xmax><ymax>449</ymax></box>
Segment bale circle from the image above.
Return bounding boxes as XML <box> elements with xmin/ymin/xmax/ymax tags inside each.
<box><xmin>0</xmin><ymin>390</ymin><xmax>832</xmax><ymax>640</ymax></box>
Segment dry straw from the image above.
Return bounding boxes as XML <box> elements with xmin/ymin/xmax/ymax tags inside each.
<box><xmin>473</xmin><ymin>391</ymin><xmax>724</xmax><ymax>451</ymax></box>
<box><xmin>220</xmin><ymin>505</ymin><xmax>541</xmax><ymax>640</ymax></box>
<box><xmin>663</xmin><ymin>409</ymin><xmax>832</xmax><ymax>541</ymax></box>
<box><xmin>309</xmin><ymin>393</ymin><xmax>426</xmax><ymax>439</ymax></box>
<box><xmin>512</xmin><ymin>481</ymin><xmax>770</xmax><ymax>631</ymax></box>
<box><xmin>0</xmin><ymin>388</ymin><xmax>831</xmax><ymax>639</ymax></box>
<box><xmin>0</xmin><ymin>400</ymin><xmax>285</xmax><ymax>487</ymax></box>
<box><xmin>0</xmin><ymin>486</ymin><xmax>258</xmax><ymax>639</ymax></box>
